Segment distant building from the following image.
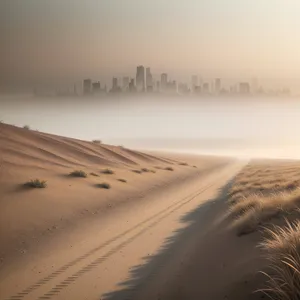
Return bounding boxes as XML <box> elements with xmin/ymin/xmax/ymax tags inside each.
<box><xmin>215</xmin><ymin>78</ymin><xmax>221</xmax><ymax>94</ymax></box>
<box><xmin>194</xmin><ymin>86</ymin><xmax>202</xmax><ymax>94</ymax></box>
<box><xmin>83</xmin><ymin>79</ymin><xmax>92</xmax><ymax>95</ymax></box>
<box><xmin>161</xmin><ymin>73</ymin><xmax>168</xmax><ymax>91</ymax></box>
<box><xmin>111</xmin><ymin>77</ymin><xmax>121</xmax><ymax>93</ymax></box>
<box><xmin>136</xmin><ymin>65</ymin><xmax>145</xmax><ymax>92</ymax></box>
<box><xmin>129</xmin><ymin>78</ymin><xmax>136</xmax><ymax>92</ymax></box>
<box><xmin>203</xmin><ymin>82</ymin><xmax>210</xmax><ymax>93</ymax></box>
<box><xmin>239</xmin><ymin>82</ymin><xmax>250</xmax><ymax>94</ymax></box>
<box><xmin>122</xmin><ymin>77</ymin><xmax>130</xmax><ymax>92</ymax></box>
<box><xmin>191</xmin><ymin>75</ymin><xmax>198</xmax><ymax>91</ymax></box>
<box><xmin>156</xmin><ymin>81</ymin><xmax>160</xmax><ymax>92</ymax></box>
<box><xmin>178</xmin><ymin>83</ymin><xmax>189</xmax><ymax>94</ymax></box>
<box><xmin>146</xmin><ymin>67</ymin><xmax>153</xmax><ymax>92</ymax></box>
<box><xmin>92</xmin><ymin>81</ymin><xmax>101</xmax><ymax>93</ymax></box>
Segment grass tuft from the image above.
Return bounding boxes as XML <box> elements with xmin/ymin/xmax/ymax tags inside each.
<box><xmin>118</xmin><ymin>178</ymin><xmax>127</xmax><ymax>183</ymax></box>
<box><xmin>96</xmin><ymin>182</ymin><xmax>111</xmax><ymax>189</ymax></box>
<box><xmin>132</xmin><ymin>170</ymin><xmax>142</xmax><ymax>174</ymax></box>
<box><xmin>90</xmin><ymin>172</ymin><xmax>99</xmax><ymax>177</ymax></box>
<box><xmin>24</xmin><ymin>179</ymin><xmax>47</xmax><ymax>188</ymax></box>
<box><xmin>92</xmin><ymin>139</ymin><xmax>102</xmax><ymax>144</ymax></box>
<box><xmin>259</xmin><ymin>220</ymin><xmax>300</xmax><ymax>300</ymax></box>
<box><xmin>165</xmin><ymin>167</ymin><xmax>174</xmax><ymax>171</ymax></box>
<box><xmin>69</xmin><ymin>170</ymin><xmax>87</xmax><ymax>178</ymax></box>
<box><xmin>101</xmin><ymin>169</ymin><xmax>114</xmax><ymax>175</ymax></box>
<box><xmin>23</xmin><ymin>125</ymin><xmax>30</xmax><ymax>130</ymax></box>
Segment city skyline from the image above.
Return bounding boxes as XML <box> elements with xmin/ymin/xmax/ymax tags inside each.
<box><xmin>36</xmin><ymin>64</ymin><xmax>290</xmax><ymax>98</ymax></box>
<box><xmin>2</xmin><ymin>0</ymin><xmax>300</xmax><ymax>91</ymax></box>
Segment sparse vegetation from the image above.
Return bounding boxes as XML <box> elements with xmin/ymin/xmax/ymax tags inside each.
<box><xmin>90</xmin><ymin>172</ymin><xmax>99</xmax><ymax>177</ymax></box>
<box><xmin>259</xmin><ymin>220</ymin><xmax>300</xmax><ymax>300</ymax></box>
<box><xmin>141</xmin><ymin>168</ymin><xmax>151</xmax><ymax>172</ymax></box>
<box><xmin>23</xmin><ymin>125</ymin><xmax>30</xmax><ymax>130</ymax></box>
<box><xmin>101</xmin><ymin>168</ymin><xmax>114</xmax><ymax>175</ymax></box>
<box><xmin>193</xmin><ymin>165</ymin><xmax>197</xmax><ymax>168</ymax></box>
<box><xmin>132</xmin><ymin>169</ymin><xmax>142</xmax><ymax>174</ymax></box>
<box><xmin>165</xmin><ymin>167</ymin><xmax>174</xmax><ymax>171</ymax></box>
<box><xmin>69</xmin><ymin>170</ymin><xmax>87</xmax><ymax>178</ymax></box>
<box><xmin>118</xmin><ymin>179</ymin><xmax>127</xmax><ymax>183</ymax></box>
<box><xmin>179</xmin><ymin>162</ymin><xmax>188</xmax><ymax>166</ymax></box>
<box><xmin>96</xmin><ymin>182</ymin><xmax>111</xmax><ymax>189</ymax></box>
<box><xmin>92</xmin><ymin>139</ymin><xmax>102</xmax><ymax>144</ymax></box>
<box><xmin>227</xmin><ymin>161</ymin><xmax>300</xmax><ymax>236</ymax></box>
<box><xmin>24</xmin><ymin>179</ymin><xmax>47</xmax><ymax>188</ymax></box>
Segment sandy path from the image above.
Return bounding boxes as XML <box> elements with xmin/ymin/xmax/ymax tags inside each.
<box><xmin>0</xmin><ymin>161</ymin><xmax>244</xmax><ymax>300</ymax></box>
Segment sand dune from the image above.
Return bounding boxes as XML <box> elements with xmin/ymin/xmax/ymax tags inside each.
<box><xmin>0</xmin><ymin>123</ymin><xmax>230</xmax><ymax>282</ymax></box>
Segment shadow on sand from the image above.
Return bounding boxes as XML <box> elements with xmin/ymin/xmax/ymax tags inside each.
<box><xmin>101</xmin><ymin>176</ymin><xmax>265</xmax><ymax>300</ymax></box>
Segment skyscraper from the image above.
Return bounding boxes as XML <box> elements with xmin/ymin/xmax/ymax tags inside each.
<box><xmin>122</xmin><ymin>77</ymin><xmax>130</xmax><ymax>92</ymax></box>
<box><xmin>83</xmin><ymin>79</ymin><xmax>92</xmax><ymax>95</ymax></box>
<box><xmin>161</xmin><ymin>73</ymin><xmax>168</xmax><ymax>91</ymax></box>
<box><xmin>191</xmin><ymin>75</ymin><xmax>198</xmax><ymax>91</ymax></box>
<box><xmin>136</xmin><ymin>66</ymin><xmax>145</xmax><ymax>92</ymax></box>
<box><xmin>239</xmin><ymin>82</ymin><xmax>250</xmax><ymax>94</ymax></box>
<box><xmin>92</xmin><ymin>81</ymin><xmax>100</xmax><ymax>93</ymax></box>
<box><xmin>215</xmin><ymin>78</ymin><xmax>221</xmax><ymax>94</ymax></box>
<box><xmin>146</xmin><ymin>67</ymin><xmax>153</xmax><ymax>92</ymax></box>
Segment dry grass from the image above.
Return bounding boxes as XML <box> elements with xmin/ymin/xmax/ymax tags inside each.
<box><xmin>259</xmin><ymin>220</ymin><xmax>300</xmax><ymax>300</ymax></box>
<box><xmin>132</xmin><ymin>169</ymin><xmax>142</xmax><ymax>174</ymax></box>
<box><xmin>228</xmin><ymin>161</ymin><xmax>300</xmax><ymax>236</ymax></box>
<box><xmin>24</xmin><ymin>179</ymin><xmax>47</xmax><ymax>188</ymax></box>
<box><xmin>118</xmin><ymin>179</ymin><xmax>127</xmax><ymax>183</ymax></box>
<box><xmin>165</xmin><ymin>167</ymin><xmax>174</xmax><ymax>171</ymax></box>
<box><xmin>92</xmin><ymin>139</ymin><xmax>102</xmax><ymax>144</ymax></box>
<box><xmin>90</xmin><ymin>172</ymin><xmax>99</xmax><ymax>177</ymax></box>
<box><xmin>69</xmin><ymin>170</ymin><xmax>87</xmax><ymax>178</ymax></box>
<box><xmin>101</xmin><ymin>169</ymin><xmax>114</xmax><ymax>175</ymax></box>
<box><xmin>96</xmin><ymin>182</ymin><xmax>111</xmax><ymax>189</ymax></box>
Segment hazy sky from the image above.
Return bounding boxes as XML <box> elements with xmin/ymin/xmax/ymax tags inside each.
<box><xmin>1</xmin><ymin>0</ymin><xmax>300</xmax><ymax>86</ymax></box>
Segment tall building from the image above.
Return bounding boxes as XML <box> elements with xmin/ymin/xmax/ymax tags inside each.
<box><xmin>136</xmin><ymin>65</ymin><xmax>145</xmax><ymax>92</ymax></box>
<box><xmin>203</xmin><ymin>82</ymin><xmax>210</xmax><ymax>93</ymax></box>
<box><xmin>161</xmin><ymin>73</ymin><xmax>168</xmax><ymax>91</ymax></box>
<box><xmin>122</xmin><ymin>77</ymin><xmax>130</xmax><ymax>92</ymax></box>
<box><xmin>215</xmin><ymin>78</ymin><xmax>221</xmax><ymax>94</ymax></box>
<box><xmin>239</xmin><ymin>82</ymin><xmax>250</xmax><ymax>94</ymax></box>
<box><xmin>146</xmin><ymin>67</ymin><xmax>153</xmax><ymax>92</ymax></box>
<box><xmin>191</xmin><ymin>75</ymin><xmax>198</xmax><ymax>91</ymax></box>
<box><xmin>92</xmin><ymin>81</ymin><xmax>100</xmax><ymax>93</ymax></box>
<box><xmin>83</xmin><ymin>79</ymin><xmax>92</xmax><ymax>95</ymax></box>
<box><xmin>129</xmin><ymin>78</ymin><xmax>135</xmax><ymax>92</ymax></box>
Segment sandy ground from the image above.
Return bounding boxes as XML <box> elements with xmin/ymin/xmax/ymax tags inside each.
<box><xmin>0</xmin><ymin>123</ymin><xmax>256</xmax><ymax>300</ymax></box>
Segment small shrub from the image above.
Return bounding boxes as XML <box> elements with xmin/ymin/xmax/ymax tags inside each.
<box><xmin>96</xmin><ymin>182</ymin><xmax>111</xmax><ymax>189</ymax></box>
<box><xmin>118</xmin><ymin>179</ymin><xmax>127</xmax><ymax>183</ymax></box>
<box><xmin>92</xmin><ymin>139</ymin><xmax>102</xmax><ymax>144</ymax></box>
<box><xmin>141</xmin><ymin>168</ymin><xmax>151</xmax><ymax>172</ymax></box>
<box><xmin>101</xmin><ymin>169</ymin><xmax>114</xmax><ymax>175</ymax></box>
<box><xmin>23</xmin><ymin>125</ymin><xmax>30</xmax><ymax>130</ymax></box>
<box><xmin>24</xmin><ymin>179</ymin><xmax>47</xmax><ymax>188</ymax></box>
<box><xmin>132</xmin><ymin>170</ymin><xmax>142</xmax><ymax>174</ymax></box>
<box><xmin>165</xmin><ymin>167</ymin><xmax>174</xmax><ymax>171</ymax></box>
<box><xmin>193</xmin><ymin>165</ymin><xmax>197</xmax><ymax>168</ymax></box>
<box><xmin>69</xmin><ymin>170</ymin><xmax>87</xmax><ymax>178</ymax></box>
<box><xmin>179</xmin><ymin>162</ymin><xmax>188</xmax><ymax>166</ymax></box>
<box><xmin>90</xmin><ymin>172</ymin><xmax>99</xmax><ymax>177</ymax></box>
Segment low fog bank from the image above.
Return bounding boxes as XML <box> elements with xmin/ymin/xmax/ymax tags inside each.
<box><xmin>105</xmin><ymin>137</ymin><xmax>300</xmax><ymax>160</ymax></box>
<box><xmin>1</xmin><ymin>94</ymin><xmax>300</xmax><ymax>160</ymax></box>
